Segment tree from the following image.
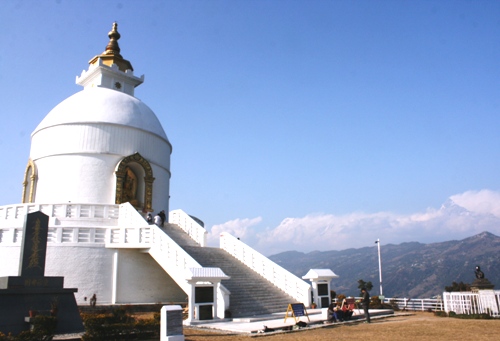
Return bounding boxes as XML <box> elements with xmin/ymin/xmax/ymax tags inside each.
<box><xmin>445</xmin><ymin>281</ymin><xmax>471</xmax><ymax>292</ymax></box>
<box><xmin>357</xmin><ymin>279</ymin><xmax>373</xmax><ymax>295</ymax></box>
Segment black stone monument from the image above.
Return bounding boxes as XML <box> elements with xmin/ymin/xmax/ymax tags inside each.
<box><xmin>0</xmin><ymin>211</ymin><xmax>84</xmax><ymax>335</ymax></box>
<box><xmin>471</xmin><ymin>265</ymin><xmax>495</xmax><ymax>291</ymax></box>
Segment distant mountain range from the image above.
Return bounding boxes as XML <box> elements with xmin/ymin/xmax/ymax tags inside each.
<box><xmin>268</xmin><ymin>231</ymin><xmax>500</xmax><ymax>298</ymax></box>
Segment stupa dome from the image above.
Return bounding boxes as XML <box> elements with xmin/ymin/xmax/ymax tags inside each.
<box><xmin>33</xmin><ymin>87</ymin><xmax>168</xmax><ymax>141</ymax></box>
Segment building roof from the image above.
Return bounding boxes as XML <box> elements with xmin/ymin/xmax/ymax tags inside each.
<box><xmin>185</xmin><ymin>267</ymin><xmax>230</xmax><ymax>281</ymax></box>
<box><xmin>302</xmin><ymin>269</ymin><xmax>339</xmax><ymax>280</ymax></box>
<box><xmin>32</xmin><ymin>87</ymin><xmax>168</xmax><ymax>141</ymax></box>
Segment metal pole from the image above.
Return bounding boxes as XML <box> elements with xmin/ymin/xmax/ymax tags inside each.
<box><xmin>376</xmin><ymin>239</ymin><xmax>383</xmax><ymax>296</ymax></box>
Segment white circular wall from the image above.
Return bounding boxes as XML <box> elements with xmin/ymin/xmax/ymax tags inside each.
<box><xmin>30</xmin><ymin>88</ymin><xmax>171</xmax><ymax>211</ymax></box>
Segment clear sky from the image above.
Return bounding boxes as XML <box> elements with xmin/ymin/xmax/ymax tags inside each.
<box><xmin>1</xmin><ymin>0</ymin><xmax>499</xmax><ymax>255</ymax></box>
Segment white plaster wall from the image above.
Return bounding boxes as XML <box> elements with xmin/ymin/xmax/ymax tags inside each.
<box><xmin>44</xmin><ymin>244</ymin><xmax>115</xmax><ymax>304</ymax></box>
<box><xmin>30</xmin><ymin>124</ymin><xmax>171</xmax><ymax>208</ymax></box>
<box><xmin>0</xmin><ymin>243</ymin><xmax>186</xmax><ymax>305</ymax></box>
<box><xmin>150</xmin><ymin>164</ymin><xmax>170</xmax><ymax>215</ymax></box>
<box><xmin>34</xmin><ymin>154</ymin><xmax>118</xmax><ymax>204</ymax></box>
<box><xmin>0</xmin><ymin>245</ymin><xmax>21</xmax><ymax>276</ymax></box>
<box><xmin>115</xmin><ymin>249</ymin><xmax>186</xmax><ymax>304</ymax></box>
<box><xmin>31</xmin><ymin>124</ymin><xmax>171</xmax><ymax>167</ymax></box>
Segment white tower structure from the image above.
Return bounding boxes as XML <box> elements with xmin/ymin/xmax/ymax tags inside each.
<box><xmin>0</xmin><ymin>23</ymin><xmax>186</xmax><ymax>305</ymax></box>
<box><xmin>27</xmin><ymin>22</ymin><xmax>171</xmax><ymax>212</ymax></box>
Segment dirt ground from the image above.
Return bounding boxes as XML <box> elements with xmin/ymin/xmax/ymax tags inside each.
<box><xmin>180</xmin><ymin>312</ymin><xmax>500</xmax><ymax>341</ymax></box>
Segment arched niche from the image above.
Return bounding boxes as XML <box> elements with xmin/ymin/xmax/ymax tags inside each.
<box><xmin>22</xmin><ymin>159</ymin><xmax>37</xmax><ymax>203</ymax></box>
<box><xmin>115</xmin><ymin>152</ymin><xmax>154</xmax><ymax>212</ymax></box>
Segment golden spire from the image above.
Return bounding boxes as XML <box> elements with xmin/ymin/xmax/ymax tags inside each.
<box><xmin>88</xmin><ymin>22</ymin><xmax>133</xmax><ymax>72</ymax></box>
<box><xmin>104</xmin><ymin>22</ymin><xmax>122</xmax><ymax>56</ymax></box>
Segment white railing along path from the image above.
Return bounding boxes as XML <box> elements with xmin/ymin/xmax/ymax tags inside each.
<box><xmin>169</xmin><ymin>209</ymin><xmax>207</xmax><ymax>246</ymax></box>
<box><xmin>220</xmin><ymin>232</ymin><xmax>311</xmax><ymax>306</ymax></box>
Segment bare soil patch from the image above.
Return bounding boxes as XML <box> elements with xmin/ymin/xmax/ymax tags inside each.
<box><xmin>181</xmin><ymin>312</ymin><xmax>500</xmax><ymax>341</ymax></box>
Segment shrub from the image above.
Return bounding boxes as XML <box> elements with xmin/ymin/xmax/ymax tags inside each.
<box><xmin>153</xmin><ymin>312</ymin><xmax>160</xmax><ymax>322</ymax></box>
<box><xmin>2</xmin><ymin>316</ymin><xmax>58</xmax><ymax>341</ymax></box>
<box><xmin>370</xmin><ymin>295</ymin><xmax>381</xmax><ymax>307</ymax></box>
<box><xmin>388</xmin><ymin>298</ymin><xmax>400</xmax><ymax>311</ymax></box>
<box><xmin>444</xmin><ymin>281</ymin><xmax>471</xmax><ymax>292</ymax></box>
<box><xmin>434</xmin><ymin>311</ymin><xmax>448</xmax><ymax>317</ymax></box>
<box><xmin>81</xmin><ymin>310</ymin><xmax>159</xmax><ymax>340</ymax></box>
<box><xmin>447</xmin><ymin>312</ymin><xmax>493</xmax><ymax>320</ymax></box>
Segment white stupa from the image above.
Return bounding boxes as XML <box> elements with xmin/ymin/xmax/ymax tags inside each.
<box><xmin>0</xmin><ymin>23</ymin><xmax>186</xmax><ymax>305</ymax></box>
<box><xmin>0</xmin><ymin>23</ymin><xmax>316</xmax><ymax>322</ymax></box>
<box><xmin>29</xmin><ymin>22</ymin><xmax>171</xmax><ymax>211</ymax></box>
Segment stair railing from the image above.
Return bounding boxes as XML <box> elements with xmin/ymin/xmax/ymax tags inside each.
<box><xmin>105</xmin><ymin>204</ymin><xmax>201</xmax><ymax>293</ymax></box>
<box><xmin>169</xmin><ymin>209</ymin><xmax>207</xmax><ymax>246</ymax></box>
<box><xmin>220</xmin><ymin>232</ymin><xmax>311</xmax><ymax>306</ymax></box>
<box><xmin>147</xmin><ymin>226</ymin><xmax>203</xmax><ymax>294</ymax></box>
<box><xmin>108</xmin><ymin>204</ymin><xmax>230</xmax><ymax>319</ymax></box>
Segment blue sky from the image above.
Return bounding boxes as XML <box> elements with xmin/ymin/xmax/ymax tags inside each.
<box><xmin>1</xmin><ymin>0</ymin><xmax>499</xmax><ymax>255</ymax></box>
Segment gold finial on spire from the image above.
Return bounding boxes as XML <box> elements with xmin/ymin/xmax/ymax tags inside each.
<box><xmin>103</xmin><ymin>22</ymin><xmax>122</xmax><ymax>56</ymax></box>
<box><xmin>88</xmin><ymin>22</ymin><xmax>133</xmax><ymax>72</ymax></box>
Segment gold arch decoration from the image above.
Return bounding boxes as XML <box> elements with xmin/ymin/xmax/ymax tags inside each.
<box><xmin>22</xmin><ymin>159</ymin><xmax>37</xmax><ymax>203</ymax></box>
<box><xmin>115</xmin><ymin>152</ymin><xmax>154</xmax><ymax>212</ymax></box>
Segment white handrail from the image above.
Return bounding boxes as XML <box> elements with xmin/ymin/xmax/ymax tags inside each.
<box><xmin>0</xmin><ymin>203</ymin><xmax>120</xmax><ymax>228</ymax></box>
<box><xmin>108</xmin><ymin>207</ymin><xmax>230</xmax><ymax>320</ymax></box>
<box><xmin>169</xmin><ymin>209</ymin><xmax>207</xmax><ymax>246</ymax></box>
<box><xmin>118</xmin><ymin>203</ymin><xmax>148</xmax><ymax>227</ymax></box>
<box><xmin>149</xmin><ymin>226</ymin><xmax>203</xmax><ymax>294</ymax></box>
<box><xmin>220</xmin><ymin>232</ymin><xmax>311</xmax><ymax>306</ymax></box>
<box><xmin>106</xmin><ymin>204</ymin><xmax>203</xmax><ymax>293</ymax></box>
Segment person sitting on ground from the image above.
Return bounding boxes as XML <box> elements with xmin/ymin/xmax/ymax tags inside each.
<box><xmin>327</xmin><ymin>303</ymin><xmax>337</xmax><ymax>322</ymax></box>
<box><xmin>333</xmin><ymin>305</ymin><xmax>344</xmax><ymax>322</ymax></box>
<box><xmin>341</xmin><ymin>300</ymin><xmax>354</xmax><ymax>320</ymax></box>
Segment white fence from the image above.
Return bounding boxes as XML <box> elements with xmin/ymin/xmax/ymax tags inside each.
<box><xmin>383</xmin><ymin>297</ymin><xmax>444</xmax><ymax>311</ymax></box>
<box><xmin>443</xmin><ymin>291</ymin><xmax>500</xmax><ymax>317</ymax></box>
<box><xmin>0</xmin><ymin>203</ymin><xmax>120</xmax><ymax>228</ymax></box>
<box><xmin>380</xmin><ymin>292</ymin><xmax>500</xmax><ymax>317</ymax></box>
<box><xmin>220</xmin><ymin>232</ymin><xmax>311</xmax><ymax>307</ymax></box>
<box><xmin>0</xmin><ymin>203</ymin><xmax>121</xmax><ymax>245</ymax></box>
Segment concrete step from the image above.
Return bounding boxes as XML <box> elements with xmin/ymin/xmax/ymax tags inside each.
<box><xmin>182</xmin><ymin>245</ymin><xmax>297</xmax><ymax>317</ymax></box>
<box><xmin>162</xmin><ymin>223</ymin><xmax>201</xmax><ymax>247</ymax></box>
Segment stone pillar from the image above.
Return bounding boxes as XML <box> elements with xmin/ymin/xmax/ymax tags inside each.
<box><xmin>471</xmin><ymin>278</ymin><xmax>495</xmax><ymax>292</ymax></box>
<box><xmin>185</xmin><ymin>283</ymin><xmax>195</xmax><ymax>323</ymax></box>
<box><xmin>161</xmin><ymin>305</ymin><xmax>184</xmax><ymax>341</ymax></box>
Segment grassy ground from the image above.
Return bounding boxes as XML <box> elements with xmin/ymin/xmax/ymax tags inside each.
<box><xmin>178</xmin><ymin>312</ymin><xmax>500</xmax><ymax>341</ymax></box>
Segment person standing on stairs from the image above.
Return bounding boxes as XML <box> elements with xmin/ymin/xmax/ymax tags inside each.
<box><xmin>154</xmin><ymin>213</ymin><xmax>162</xmax><ymax>227</ymax></box>
<box><xmin>158</xmin><ymin>210</ymin><xmax>166</xmax><ymax>227</ymax></box>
